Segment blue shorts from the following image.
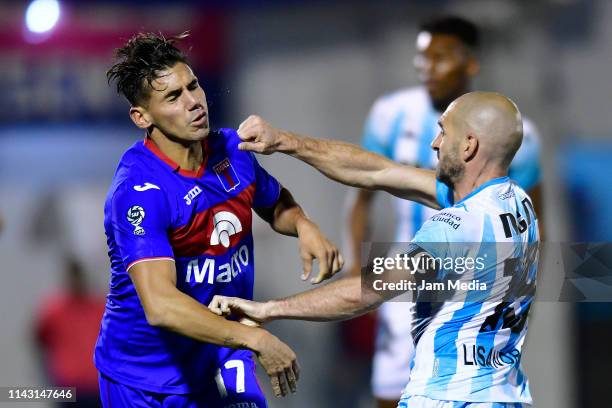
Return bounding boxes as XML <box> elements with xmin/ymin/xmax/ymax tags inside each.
<box><xmin>99</xmin><ymin>355</ymin><xmax>267</xmax><ymax>408</ymax></box>
<box><xmin>398</xmin><ymin>395</ymin><xmax>530</xmax><ymax>408</ymax></box>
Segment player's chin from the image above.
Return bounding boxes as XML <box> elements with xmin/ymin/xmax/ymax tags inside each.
<box><xmin>190</xmin><ymin>126</ymin><xmax>210</xmax><ymax>140</ymax></box>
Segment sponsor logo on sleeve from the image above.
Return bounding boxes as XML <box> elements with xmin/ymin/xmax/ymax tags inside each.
<box><xmin>127</xmin><ymin>205</ymin><xmax>146</xmax><ymax>235</ymax></box>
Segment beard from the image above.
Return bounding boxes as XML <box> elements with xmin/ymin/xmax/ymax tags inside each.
<box><xmin>436</xmin><ymin>154</ymin><xmax>465</xmax><ymax>188</ymax></box>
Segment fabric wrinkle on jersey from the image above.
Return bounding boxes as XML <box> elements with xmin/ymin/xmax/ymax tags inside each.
<box><xmin>399</xmin><ymin>177</ymin><xmax>538</xmax><ymax>404</ymax></box>
<box><xmin>94</xmin><ymin>128</ymin><xmax>281</xmax><ymax>395</ymax></box>
<box><xmin>362</xmin><ymin>86</ymin><xmax>542</xmax><ymax>399</ymax></box>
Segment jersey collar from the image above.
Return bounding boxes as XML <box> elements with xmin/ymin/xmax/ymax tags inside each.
<box><xmin>455</xmin><ymin>176</ymin><xmax>510</xmax><ymax>206</ymax></box>
<box><xmin>143</xmin><ymin>136</ymin><xmax>208</xmax><ymax>179</ymax></box>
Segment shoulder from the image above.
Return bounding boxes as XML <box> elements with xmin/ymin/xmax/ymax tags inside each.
<box><xmin>212</xmin><ymin>128</ymin><xmax>242</xmax><ymax>151</ymax></box>
<box><xmin>371</xmin><ymin>86</ymin><xmax>428</xmax><ymax>116</ymax></box>
<box><xmin>108</xmin><ymin>146</ymin><xmax>168</xmax><ymax>208</ymax></box>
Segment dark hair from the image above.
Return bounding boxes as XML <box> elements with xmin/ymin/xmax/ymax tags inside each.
<box><xmin>419</xmin><ymin>16</ymin><xmax>480</xmax><ymax>49</ymax></box>
<box><xmin>107</xmin><ymin>32</ymin><xmax>190</xmax><ymax>106</ymax></box>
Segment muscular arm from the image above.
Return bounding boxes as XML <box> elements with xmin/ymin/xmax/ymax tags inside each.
<box><xmin>130</xmin><ymin>259</ymin><xmax>300</xmax><ymax>397</ymax></box>
<box><xmin>129</xmin><ymin>259</ymin><xmax>267</xmax><ymax>349</ymax></box>
<box><xmin>237</xmin><ymin>116</ymin><xmax>440</xmax><ymax>209</ymax></box>
<box><xmin>262</xmin><ymin>276</ymin><xmax>383</xmax><ymax>322</ymax></box>
<box><xmin>210</xmin><ymin>246</ymin><xmax>428</xmax><ymax>323</ymax></box>
<box><xmin>277</xmin><ymin>130</ymin><xmax>439</xmax><ymax>208</ymax></box>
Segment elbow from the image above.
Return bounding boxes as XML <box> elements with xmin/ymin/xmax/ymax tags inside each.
<box><xmin>143</xmin><ymin>303</ymin><xmax>171</xmax><ymax>328</ymax></box>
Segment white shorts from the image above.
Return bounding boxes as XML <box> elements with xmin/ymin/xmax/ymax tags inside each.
<box><xmin>371</xmin><ymin>301</ymin><xmax>415</xmax><ymax>400</ymax></box>
<box><xmin>398</xmin><ymin>395</ymin><xmax>531</xmax><ymax>408</ymax></box>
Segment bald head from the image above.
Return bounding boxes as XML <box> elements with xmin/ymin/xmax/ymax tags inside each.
<box><xmin>447</xmin><ymin>91</ymin><xmax>523</xmax><ymax>168</ymax></box>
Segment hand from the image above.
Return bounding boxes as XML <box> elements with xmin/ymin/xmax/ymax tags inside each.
<box><xmin>295</xmin><ymin>218</ymin><xmax>344</xmax><ymax>283</ymax></box>
<box><xmin>237</xmin><ymin>115</ymin><xmax>284</xmax><ymax>154</ymax></box>
<box><xmin>209</xmin><ymin>295</ymin><xmax>272</xmax><ymax>324</ymax></box>
<box><xmin>208</xmin><ymin>297</ymin><xmax>299</xmax><ymax>397</ymax></box>
<box><xmin>251</xmin><ymin>330</ymin><xmax>300</xmax><ymax>397</ymax></box>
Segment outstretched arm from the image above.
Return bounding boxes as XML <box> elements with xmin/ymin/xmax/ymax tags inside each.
<box><xmin>210</xmin><ymin>275</ymin><xmax>384</xmax><ymax>323</ymax></box>
<box><xmin>237</xmin><ymin>116</ymin><xmax>440</xmax><ymax>209</ymax></box>
<box><xmin>209</xmin><ymin>243</ymin><xmax>431</xmax><ymax>323</ymax></box>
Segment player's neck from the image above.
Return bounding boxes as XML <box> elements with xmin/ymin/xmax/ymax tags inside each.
<box><xmin>148</xmin><ymin>131</ymin><xmax>204</xmax><ymax>172</ymax></box>
<box><xmin>452</xmin><ymin>167</ymin><xmax>507</xmax><ymax>203</ymax></box>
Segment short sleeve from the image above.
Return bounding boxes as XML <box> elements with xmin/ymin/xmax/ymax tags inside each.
<box><xmin>436</xmin><ymin>179</ymin><xmax>454</xmax><ymax>208</ymax></box>
<box><xmin>509</xmin><ymin>118</ymin><xmax>541</xmax><ymax>191</ymax></box>
<box><xmin>110</xmin><ymin>182</ymin><xmax>174</xmax><ymax>270</ymax></box>
<box><xmin>250</xmin><ymin>154</ymin><xmax>281</xmax><ymax>208</ymax></box>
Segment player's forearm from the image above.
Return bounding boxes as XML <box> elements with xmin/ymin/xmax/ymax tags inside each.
<box><xmin>263</xmin><ymin>276</ymin><xmax>381</xmax><ymax>322</ymax></box>
<box><xmin>275</xmin><ymin>129</ymin><xmax>393</xmax><ymax>190</ymax></box>
<box><xmin>148</xmin><ymin>291</ymin><xmax>266</xmax><ymax>351</ymax></box>
<box><xmin>269</xmin><ymin>187</ymin><xmax>308</xmax><ymax>237</ymax></box>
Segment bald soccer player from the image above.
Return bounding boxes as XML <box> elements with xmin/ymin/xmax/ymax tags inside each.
<box><xmin>210</xmin><ymin>92</ymin><xmax>539</xmax><ymax>407</ymax></box>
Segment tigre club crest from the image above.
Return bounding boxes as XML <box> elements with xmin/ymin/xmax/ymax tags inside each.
<box><xmin>127</xmin><ymin>205</ymin><xmax>145</xmax><ymax>235</ymax></box>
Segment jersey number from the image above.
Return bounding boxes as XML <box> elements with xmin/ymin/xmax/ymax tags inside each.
<box><xmin>214</xmin><ymin>359</ymin><xmax>245</xmax><ymax>398</ymax></box>
<box><xmin>499</xmin><ymin>198</ymin><xmax>536</xmax><ymax>238</ymax></box>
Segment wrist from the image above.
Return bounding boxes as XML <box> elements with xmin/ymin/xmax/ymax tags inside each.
<box><xmin>295</xmin><ymin>215</ymin><xmax>314</xmax><ymax>235</ymax></box>
<box><xmin>277</xmin><ymin>129</ymin><xmax>300</xmax><ymax>154</ymax></box>
<box><xmin>263</xmin><ymin>299</ymin><xmax>282</xmax><ymax>321</ymax></box>
<box><xmin>243</xmin><ymin>327</ymin><xmax>269</xmax><ymax>353</ymax></box>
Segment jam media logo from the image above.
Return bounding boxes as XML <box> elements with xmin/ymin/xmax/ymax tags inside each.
<box><xmin>210</xmin><ymin>211</ymin><xmax>242</xmax><ymax>248</ymax></box>
<box><xmin>127</xmin><ymin>205</ymin><xmax>145</xmax><ymax>235</ymax></box>
<box><xmin>213</xmin><ymin>158</ymin><xmax>240</xmax><ymax>192</ymax></box>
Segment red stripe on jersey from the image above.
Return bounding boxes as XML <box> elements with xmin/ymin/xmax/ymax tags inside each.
<box><xmin>170</xmin><ymin>183</ymin><xmax>255</xmax><ymax>257</ymax></box>
<box><xmin>144</xmin><ymin>137</ymin><xmax>208</xmax><ymax>179</ymax></box>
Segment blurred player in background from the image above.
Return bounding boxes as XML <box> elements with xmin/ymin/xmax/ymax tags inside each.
<box><xmin>211</xmin><ymin>91</ymin><xmax>539</xmax><ymax>407</ymax></box>
<box><xmin>346</xmin><ymin>16</ymin><xmax>542</xmax><ymax>407</ymax></box>
<box><xmin>35</xmin><ymin>255</ymin><xmax>105</xmax><ymax>407</ymax></box>
<box><xmin>94</xmin><ymin>32</ymin><xmax>342</xmax><ymax>407</ymax></box>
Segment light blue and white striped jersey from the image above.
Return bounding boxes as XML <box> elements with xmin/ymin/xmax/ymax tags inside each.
<box><xmin>401</xmin><ymin>177</ymin><xmax>539</xmax><ymax>404</ymax></box>
<box><xmin>361</xmin><ymin>87</ymin><xmax>541</xmax><ymax>241</ymax></box>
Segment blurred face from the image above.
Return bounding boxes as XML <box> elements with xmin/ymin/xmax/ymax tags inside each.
<box><xmin>414</xmin><ymin>32</ymin><xmax>477</xmax><ymax>105</ymax></box>
<box><xmin>431</xmin><ymin>106</ymin><xmax>465</xmax><ymax>186</ymax></box>
<box><xmin>141</xmin><ymin>62</ymin><xmax>210</xmax><ymax>142</ymax></box>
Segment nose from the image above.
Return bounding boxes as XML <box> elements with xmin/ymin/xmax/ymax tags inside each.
<box><xmin>185</xmin><ymin>90</ymin><xmax>201</xmax><ymax>111</ymax></box>
<box><xmin>431</xmin><ymin>132</ymin><xmax>442</xmax><ymax>151</ymax></box>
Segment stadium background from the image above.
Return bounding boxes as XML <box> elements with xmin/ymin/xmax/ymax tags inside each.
<box><xmin>0</xmin><ymin>0</ymin><xmax>611</xmax><ymax>406</ymax></box>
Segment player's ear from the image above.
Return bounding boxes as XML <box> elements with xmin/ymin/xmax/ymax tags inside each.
<box><xmin>130</xmin><ymin>106</ymin><xmax>153</xmax><ymax>129</ymax></box>
<box><xmin>464</xmin><ymin>133</ymin><xmax>478</xmax><ymax>162</ymax></box>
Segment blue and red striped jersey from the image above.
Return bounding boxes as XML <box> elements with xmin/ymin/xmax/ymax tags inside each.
<box><xmin>94</xmin><ymin>128</ymin><xmax>280</xmax><ymax>394</ymax></box>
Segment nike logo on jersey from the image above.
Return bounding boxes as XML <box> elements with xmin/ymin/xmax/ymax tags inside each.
<box><xmin>134</xmin><ymin>183</ymin><xmax>160</xmax><ymax>192</ymax></box>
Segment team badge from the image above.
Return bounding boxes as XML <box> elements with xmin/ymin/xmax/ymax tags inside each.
<box><xmin>213</xmin><ymin>158</ymin><xmax>240</xmax><ymax>192</ymax></box>
<box><xmin>127</xmin><ymin>205</ymin><xmax>145</xmax><ymax>235</ymax></box>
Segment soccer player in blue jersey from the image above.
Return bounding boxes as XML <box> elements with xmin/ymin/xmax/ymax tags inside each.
<box><xmin>210</xmin><ymin>91</ymin><xmax>539</xmax><ymax>407</ymax></box>
<box><xmin>94</xmin><ymin>32</ymin><xmax>343</xmax><ymax>407</ymax></box>
<box><xmin>348</xmin><ymin>16</ymin><xmax>542</xmax><ymax>408</ymax></box>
